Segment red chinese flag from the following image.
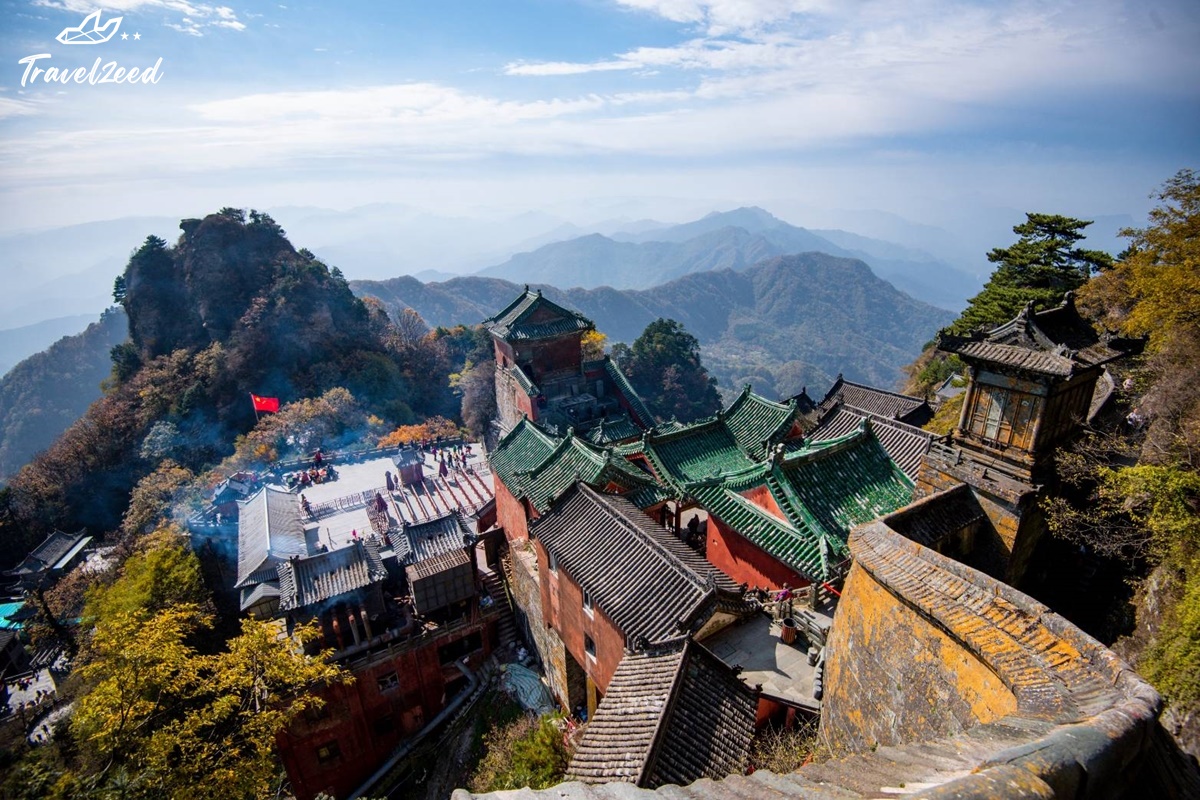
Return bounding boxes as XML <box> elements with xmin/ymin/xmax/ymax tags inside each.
<box><xmin>251</xmin><ymin>394</ymin><xmax>280</xmax><ymax>413</ymax></box>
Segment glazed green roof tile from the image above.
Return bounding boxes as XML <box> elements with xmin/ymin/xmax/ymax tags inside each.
<box><xmin>597</xmin><ymin>357</ymin><xmax>657</xmax><ymax>427</ymax></box>
<box><xmin>483</xmin><ymin>289</ymin><xmax>594</xmax><ymax>341</ymax></box>
<box><xmin>497</xmin><ymin>424</ymin><xmax>660</xmax><ymax>513</ymax></box>
<box><xmin>490</xmin><ymin>388</ymin><xmax>913</xmax><ymax>584</ymax></box>
<box><xmin>489</xmin><ymin>418</ymin><xmax>559</xmax><ymax>492</ymax></box>
<box><xmin>773</xmin><ymin>423</ymin><xmax>914</xmax><ymax>548</ymax></box>
<box><xmin>688</xmin><ymin>482</ymin><xmax>831</xmax><ymax>580</ymax></box>
<box><xmin>642</xmin><ymin>418</ymin><xmax>757</xmax><ymax>485</ymax></box>
<box><xmin>723</xmin><ymin>385</ymin><xmax>799</xmax><ymax>458</ymax></box>
<box><xmin>584</xmin><ymin>414</ymin><xmax>642</xmax><ymax>445</ymax></box>
<box><xmin>679</xmin><ymin>424</ymin><xmax>912</xmax><ymax>580</ymax></box>
<box><xmin>626</xmin><ymin>482</ymin><xmax>674</xmax><ymax>509</ymax></box>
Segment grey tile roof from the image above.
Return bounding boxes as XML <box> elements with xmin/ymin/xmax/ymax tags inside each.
<box><xmin>809</xmin><ymin>402</ymin><xmax>933</xmax><ymax>481</ymax></box>
<box><xmin>9</xmin><ymin>529</ymin><xmax>91</xmax><ymax>575</ymax></box>
<box><xmin>396</xmin><ymin>512</ymin><xmax>473</xmax><ymax>566</ymax></box>
<box><xmin>276</xmin><ymin>539</ymin><xmax>387</xmax><ymax>612</ymax></box>
<box><xmin>939</xmin><ymin>294</ymin><xmax>1142</xmax><ymax>377</ymax></box>
<box><xmin>817</xmin><ymin>375</ymin><xmax>932</xmax><ymax>426</ymax></box>
<box><xmin>236</xmin><ymin>487</ymin><xmax>308</xmax><ymax>588</ymax></box>
<box><xmin>532</xmin><ymin>484</ymin><xmax>740</xmax><ymax>646</ymax></box>
<box><xmin>483</xmin><ymin>288</ymin><xmax>594</xmax><ymax>341</ymax></box>
<box><xmin>882</xmin><ymin>484</ymin><xmax>987</xmax><ymax>548</ymax></box>
<box><xmin>239</xmin><ymin>580</ymin><xmax>280</xmax><ymax>612</ymax></box>
<box><xmin>566</xmin><ymin>639</ymin><xmax>757</xmax><ymax>788</ymax></box>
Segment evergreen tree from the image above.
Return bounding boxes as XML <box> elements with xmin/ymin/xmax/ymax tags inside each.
<box><xmin>616</xmin><ymin>318</ymin><xmax>721</xmax><ymax>423</ymax></box>
<box><xmin>950</xmin><ymin>213</ymin><xmax>1113</xmax><ymax>334</ymax></box>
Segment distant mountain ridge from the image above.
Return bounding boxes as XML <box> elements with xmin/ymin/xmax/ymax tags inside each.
<box><xmin>476</xmin><ymin>207</ymin><xmax>980</xmax><ymax>310</ymax></box>
<box><xmin>0</xmin><ymin>308</ymin><xmax>128</xmax><ymax>483</ymax></box>
<box><xmin>355</xmin><ymin>251</ymin><xmax>955</xmax><ymax>401</ymax></box>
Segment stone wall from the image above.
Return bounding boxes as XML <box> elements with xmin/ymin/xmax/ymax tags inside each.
<box><xmin>822</xmin><ymin>554</ymin><xmax>1019</xmax><ymax>752</ymax></box>
<box><xmin>508</xmin><ymin>545</ymin><xmax>579</xmax><ymax>709</ymax></box>
<box><xmin>817</xmin><ymin>515</ymin><xmax>1164</xmax><ymax>797</ymax></box>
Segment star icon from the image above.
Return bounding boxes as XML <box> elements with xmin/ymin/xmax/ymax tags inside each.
<box><xmin>133</xmin><ymin>32</ymin><xmax>141</xmax><ymax>40</ymax></box>
<box><xmin>121</xmin><ymin>32</ymin><xmax>128</xmax><ymax>40</ymax></box>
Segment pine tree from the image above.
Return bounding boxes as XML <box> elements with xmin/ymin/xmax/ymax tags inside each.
<box><xmin>950</xmin><ymin>213</ymin><xmax>1113</xmax><ymax>334</ymax></box>
<box><xmin>616</xmin><ymin>318</ymin><xmax>721</xmax><ymax>423</ymax></box>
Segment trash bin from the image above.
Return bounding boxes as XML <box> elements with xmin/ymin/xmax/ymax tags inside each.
<box><xmin>781</xmin><ymin>617</ymin><xmax>798</xmax><ymax>644</ymax></box>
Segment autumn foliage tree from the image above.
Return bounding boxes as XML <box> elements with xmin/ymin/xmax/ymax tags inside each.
<box><xmin>1045</xmin><ymin>171</ymin><xmax>1200</xmax><ymax>751</ymax></box>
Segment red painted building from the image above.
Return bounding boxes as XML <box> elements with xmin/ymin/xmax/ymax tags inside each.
<box><xmin>530</xmin><ymin>484</ymin><xmax>748</xmax><ymax>714</ymax></box>
<box><xmin>483</xmin><ymin>288</ymin><xmax>655</xmax><ymax>440</ymax></box>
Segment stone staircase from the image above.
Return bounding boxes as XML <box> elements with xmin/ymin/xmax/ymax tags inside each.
<box><xmin>481</xmin><ymin>567</ymin><xmax>519</xmax><ymax>649</ymax></box>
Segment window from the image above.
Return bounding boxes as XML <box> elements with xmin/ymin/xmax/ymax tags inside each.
<box><xmin>966</xmin><ymin>385</ymin><xmax>1041</xmax><ymax>449</ymax></box>
<box><xmin>584</xmin><ymin>634</ymin><xmax>596</xmax><ymax>660</ymax></box>
<box><xmin>377</xmin><ymin>671</ymin><xmax>399</xmax><ymax>692</ymax></box>
<box><xmin>547</xmin><ymin>550</ymin><xmax>558</xmax><ymax>573</ymax></box>
<box><xmin>316</xmin><ymin>740</ymin><xmax>341</xmax><ymax>764</ymax></box>
<box><xmin>582</xmin><ymin>588</ymin><xmax>594</xmax><ymax>616</ymax></box>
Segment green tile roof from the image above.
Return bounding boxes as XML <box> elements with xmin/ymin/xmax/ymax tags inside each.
<box><xmin>584</xmin><ymin>413</ymin><xmax>642</xmax><ymax>445</ymax></box>
<box><xmin>591</xmin><ymin>356</ymin><xmax>656</xmax><ymax>427</ymax></box>
<box><xmin>687</xmin><ymin>482</ymin><xmax>832</xmax><ymax>580</ymax></box>
<box><xmin>492</xmin><ymin>420</ymin><xmax>660</xmax><ymax>513</ymax></box>
<box><xmin>489</xmin><ymin>418</ymin><xmax>559</xmax><ymax>491</ymax></box>
<box><xmin>489</xmin><ymin>391</ymin><xmax>913</xmax><ymax>583</ymax></box>
<box><xmin>723</xmin><ymin>385</ymin><xmax>799</xmax><ymax>458</ymax></box>
<box><xmin>483</xmin><ymin>289</ymin><xmax>594</xmax><ymax>341</ymax></box>
<box><xmin>640</xmin><ymin>417</ymin><xmax>756</xmax><ymax>485</ymax></box>
<box><xmin>679</xmin><ymin>424</ymin><xmax>913</xmax><ymax>581</ymax></box>
<box><xmin>774</xmin><ymin>422</ymin><xmax>915</xmax><ymax>541</ymax></box>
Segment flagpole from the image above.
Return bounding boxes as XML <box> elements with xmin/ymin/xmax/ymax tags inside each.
<box><xmin>250</xmin><ymin>393</ymin><xmax>260</xmax><ymax>423</ymax></box>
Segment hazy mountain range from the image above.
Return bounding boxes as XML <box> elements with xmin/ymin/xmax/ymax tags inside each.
<box><xmin>354</xmin><ymin>251</ymin><xmax>955</xmax><ymax>402</ymax></box>
<box><xmin>476</xmin><ymin>207</ymin><xmax>980</xmax><ymax>310</ymax></box>
<box><xmin>0</xmin><ymin>201</ymin><xmax>1132</xmax><ymax>372</ymax></box>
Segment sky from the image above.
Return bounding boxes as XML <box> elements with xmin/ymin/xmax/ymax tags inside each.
<box><xmin>0</xmin><ymin>0</ymin><xmax>1197</xmax><ymax>236</ymax></box>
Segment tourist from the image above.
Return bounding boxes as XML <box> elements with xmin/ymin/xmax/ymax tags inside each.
<box><xmin>686</xmin><ymin>513</ymin><xmax>700</xmax><ymax>541</ymax></box>
<box><xmin>385</xmin><ymin>470</ymin><xmax>395</xmax><ymax>492</ymax></box>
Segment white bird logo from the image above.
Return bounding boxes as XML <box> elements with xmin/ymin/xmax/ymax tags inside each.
<box><xmin>57</xmin><ymin>10</ymin><xmax>123</xmax><ymax>45</ymax></box>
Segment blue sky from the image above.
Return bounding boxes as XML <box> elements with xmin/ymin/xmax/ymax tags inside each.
<box><xmin>0</xmin><ymin>0</ymin><xmax>1197</xmax><ymax>236</ymax></box>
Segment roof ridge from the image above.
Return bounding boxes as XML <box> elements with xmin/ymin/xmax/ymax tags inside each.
<box><xmin>777</xmin><ymin>421</ymin><xmax>869</xmax><ymax>467</ymax></box>
<box><xmin>637</xmin><ymin>641</ymin><xmax>692</xmax><ymax>787</ymax></box>
<box><xmin>837</xmin><ymin>378</ymin><xmax>926</xmax><ymax>404</ymax></box>
<box><xmin>831</xmin><ymin>402</ymin><xmax>933</xmax><ymax>437</ymax></box>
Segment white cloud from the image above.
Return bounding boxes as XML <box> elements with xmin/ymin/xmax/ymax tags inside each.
<box><xmin>504</xmin><ymin>60</ymin><xmax>640</xmax><ymax>76</ymax></box>
<box><xmin>0</xmin><ymin>96</ymin><xmax>42</xmax><ymax>119</ymax></box>
<box><xmin>615</xmin><ymin>0</ymin><xmax>830</xmax><ymax>34</ymax></box>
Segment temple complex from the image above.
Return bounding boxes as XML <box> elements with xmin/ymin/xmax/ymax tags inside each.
<box><xmin>464</xmin><ymin>288</ymin><xmax>1185</xmax><ymax>800</ymax></box>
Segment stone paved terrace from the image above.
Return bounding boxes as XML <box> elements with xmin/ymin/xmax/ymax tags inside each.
<box><xmin>703</xmin><ymin>610</ymin><xmax>830</xmax><ymax>713</ymax></box>
<box><xmin>283</xmin><ymin>450</ymin><xmax>493</xmax><ymax>551</ymax></box>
